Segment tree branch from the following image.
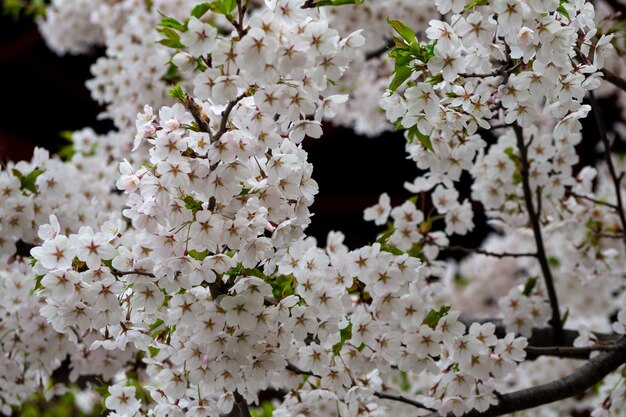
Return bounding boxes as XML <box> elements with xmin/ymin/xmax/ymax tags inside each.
<box><xmin>524</xmin><ymin>343</ymin><xmax>621</xmax><ymax>359</ymax></box>
<box><xmin>601</xmin><ymin>68</ymin><xmax>626</xmax><ymax>93</ymax></box>
<box><xmin>374</xmin><ymin>391</ymin><xmax>437</xmax><ymax>412</ymax></box>
<box><xmin>514</xmin><ymin>124</ymin><xmax>563</xmax><ymax>341</ymax></box>
<box><xmin>566</xmin><ymin>190</ymin><xmax>619</xmax><ymax>210</ymax></box>
<box><xmin>588</xmin><ymin>91</ymin><xmax>626</xmax><ymax>247</ymax></box>
<box><xmin>222</xmin><ymin>391</ymin><xmax>252</xmax><ymax>417</ymax></box>
<box><xmin>214</xmin><ymin>92</ymin><xmax>247</xmax><ymax>143</ymax></box>
<box><xmin>422</xmin><ymin>337</ymin><xmax>626</xmax><ymax>417</ymax></box>
<box><xmin>441</xmin><ymin>244</ymin><xmax>537</xmax><ymax>259</ymax></box>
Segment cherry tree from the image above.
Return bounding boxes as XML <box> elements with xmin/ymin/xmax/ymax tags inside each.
<box><xmin>1</xmin><ymin>0</ymin><xmax>626</xmax><ymax>417</ymax></box>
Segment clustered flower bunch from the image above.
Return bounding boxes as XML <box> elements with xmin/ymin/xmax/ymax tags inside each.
<box><xmin>1</xmin><ymin>0</ymin><xmax>626</xmax><ymax>416</ymax></box>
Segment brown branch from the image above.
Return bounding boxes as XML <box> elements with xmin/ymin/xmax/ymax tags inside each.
<box><xmin>221</xmin><ymin>391</ymin><xmax>252</xmax><ymax>417</ymax></box>
<box><xmin>567</xmin><ymin>190</ymin><xmax>619</xmax><ymax>209</ymax></box>
<box><xmin>114</xmin><ymin>270</ymin><xmax>156</xmax><ymax>277</ymax></box>
<box><xmin>441</xmin><ymin>244</ymin><xmax>537</xmax><ymax>259</ymax></box>
<box><xmin>214</xmin><ymin>92</ymin><xmax>247</xmax><ymax>143</ymax></box>
<box><xmin>460</xmin><ymin>317</ymin><xmax>620</xmax><ymax>359</ymax></box>
<box><xmin>287</xmin><ymin>363</ymin><xmax>435</xmax><ymax>412</ymax></box>
<box><xmin>524</xmin><ymin>343</ymin><xmax>621</xmax><ymax>359</ymax></box>
<box><xmin>185</xmin><ymin>95</ymin><xmax>213</xmax><ymax>141</ymax></box>
<box><xmin>514</xmin><ymin>124</ymin><xmax>563</xmax><ymax>342</ymax></box>
<box><xmin>588</xmin><ymin>91</ymin><xmax>626</xmax><ymax>247</ymax></box>
<box><xmin>374</xmin><ymin>391</ymin><xmax>437</xmax><ymax>412</ymax></box>
<box><xmin>601</xmin><ymin>68</ymin><xmax>626</xmax><ymax>93</ymax></box>
<box><xmin>422</xmin><ymin>337</ymin><xmax>626</xmax><ymax>417</ymax></box>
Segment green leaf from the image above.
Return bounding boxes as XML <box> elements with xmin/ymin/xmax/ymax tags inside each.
<box><xmin>148</xmin><ymin>346</ymin><xmax>161</xmax><ymax>357</ymax></box>
<box><xmin>522</xmin><ymin>276</ymin><xmax>538</xmax><ymax>296</ymax></box>
<box><xmin>210</xmin><ymin>0</ymin><xmax>237</xmax><ymax>15</ymax></box>
<box><xmin>407</xmin><ymin>125</ymin><xmax>434</xmax><ymax>152</ymax></box>
<box><xmin>380</xmin><ymin>244</ymin><xmax>404</xmax><ymax>256</ymax></box>
<box><xmin>158</xmin><ymin>16</ymin><xmax>187</xmax><ymax>31</ymax></box>
<box><xmin>387</xmin><ymin>18</ymin><xmax>416</xmax><ymax>44</ymax></box>
<box><xmin>270</xmin><ymin>274</ymin><xmax>295</xmax><ymax>300</ymax></box>
<box><xmin>188</xmin><ymin>249</ymin><xmax>209</xmax><ymax>261</ymax></box>
<box><xmin>169</xmin><ymin>85</ymin><xmax>187</xmax><ymax>104</ymax></box>
<box><xmin>251</xmin><ymin>401</ymin><xmax>276</xmax><ymax>417</ymax></box>
<box><xmin>332</xmin><ymin>322</ymin><xmax>353</xmax><ymax>355</ymax></box>
<box><xmin>561</xmin><ymin>307</ymin><xmax>569</xmax><ymax>326</ymax></box>
<box><xmin>158</xmin><ymin>38</ymin><xmax>184</xmax><ymax>49</ymax></box>
<box><xmin>423</xmin><ymin>305</ymin><xmax>451</xmax><ymax>329</ymax></box>
<box><xmin>59</xmin><ymin>130</ymin><xmax>73</xmax><ymax>142</ymax></box>
<box><xmin>57</xmin><ymin>144</ymin><xmax>76</xmax><ymax>161</ymax></box>
<box><xmin>376</xmin><ymin>225</ymin><xmax>395</xmax><ymax>244</ymax></box>
<box><xmin>556</xmin><ymin>0</ymin><xmax>570</xmax><ymax>19</ymax></box>
<box><xmin>503</xmin><ymin>146</ymin><xmax>517</xmax><ymax>161</ymax></box>
<box><xmin>318</xmin><ymin>0</ymin><xmax>364</xmax><ymax>5</ymax></box>
<box><xmin>157</xmin><ymin>27</ymin><xmax>181</xmax><ymax>41</ymax></box>
<box><xmin>12</xmin><ymin>168</ymin><xmax>44</xmax><ymax>194</ymax></box>
<box><xmin>33</xmin><ymin>275</ymin><xmax>44</xmax><ymax>292</ymax></box>
<box><xmin>464</xmin><ymin>0</ymin><xmax>488</xmax><ymax>10</ymax></box>
<box><xmin>183</xmin><ymin>195</ymin><xmax>203</xmax><ymax>212</ymax></box>
<box><xmin>548</xmin><ymin>256</ymin><xmax>560</xmax><ymax>267</ymax></box>
<box><xmin>191</xmin><ymin>2</ymin><xmax>212</xmax><ymax>18</ymax></box>
<box><xmin>162</xmin><ymin>63</ymin><xmax>182</xmax><ymax>84</ymax></box>
<box><xmin>389</xmin><ymin>65</ymin><xmax>412</xmax><ymax>91</ymax></box>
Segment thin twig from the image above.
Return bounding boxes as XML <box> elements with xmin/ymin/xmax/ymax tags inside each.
<box><xmin>442</xmin><ymin>244</ymin><xmax>537</xmax><ymax>259</ymax></box>
<box><xmin>287</xmin><ymin>363</ymin><xmax>436</xmax><ymax>412</ymax></box>
<box><xmin>214</xmin><ymin>92</ymin><xmax>248</xmax><ymax>143</ymax></box>
<box><xmin>588</xmin><ymin>91</ymin><xmax>626</xmax><ymax>247</ymax></box>
<box><xmin>514</xmin><ymin>124</ymin><xmax>563</xmax><ymax>342</ymax></box>
<box><xmin>567</xmin><ymin>190</ymin><xmax>619</xmax><ymax>209</ymax></box>
<box><xmin>114</xmin><ymin>270</ymin><xmax>155</xmax><ymax>278</ymax></box>
<box><xmin>373</xmin><ymin>391</ymin><xmax>436</xmax><ymax>412</ymax></box>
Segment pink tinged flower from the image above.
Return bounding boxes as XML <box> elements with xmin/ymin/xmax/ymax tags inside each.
<box><xmin>517</xmin><ymin>27</ymin><xmax>534</xmax><ymax>46</ymax></box>
<box><xmin>31</xmin><ymin>235</ymin><xmax>76</xmax><ymax>271</ymax></box>
<box><xmin>363</xmin><ymin>193</ymin><xmax>391</xmax><ymax>225</ymax></box>
<box><xmin>105</xmin><ymin>385</ymin><xmax>141</xmax><ymax>416</ymax></box>
<box><xmin>180</xmin><ymin>16</ymin><xmax>218</xmax><ymax>57</ymax></box>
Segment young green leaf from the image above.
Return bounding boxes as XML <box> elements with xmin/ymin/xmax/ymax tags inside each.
<box><xmin>168</xmin><ymin>85</ymin><xmax>186</xmax><ymax>104</ymax></box>
<box><xmin>191</xmin><ymin>2</ymin><xmax>212</xmax><ymax>18</ymax></box>
<box><xmin>387</xmin><ymin>18</ymin><xmax>416</xmax><ymax>44</ymax></box>
<box><xmin>158</xmin><ymin>16</ymin><xmax>187</xmax><ymax>32</ymax></box>
<box><xmin>389</xmin><ymin>65</ymin><xmax>412</xmax><ymax>91</ymax></box>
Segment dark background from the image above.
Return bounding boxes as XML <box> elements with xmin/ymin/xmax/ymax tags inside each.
<box><xmin>0</xmin><ymin>14</ymin><xmax>420</xmax><ymax>248</ymax></box>
<box><xmin>1</xmin><ymin>13</ymin><xmax>617</xmax><ymax>250</ymax></box>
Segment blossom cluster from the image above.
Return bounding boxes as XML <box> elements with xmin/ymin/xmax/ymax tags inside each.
<box><xmin>0</xmin><ymin>0</ymin><xmax>624</xmax><ymax>416</ymax></box>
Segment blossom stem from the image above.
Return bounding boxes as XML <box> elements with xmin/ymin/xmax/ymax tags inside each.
<box><xmin>588</xmin><ymin>91</ymin><xmax>626</xmax><ymax>246</ymax></box>
<box><xmin>514</xmin><ymin>124</ymin><xmax>563</xmax><ymax>343</ymax></box>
